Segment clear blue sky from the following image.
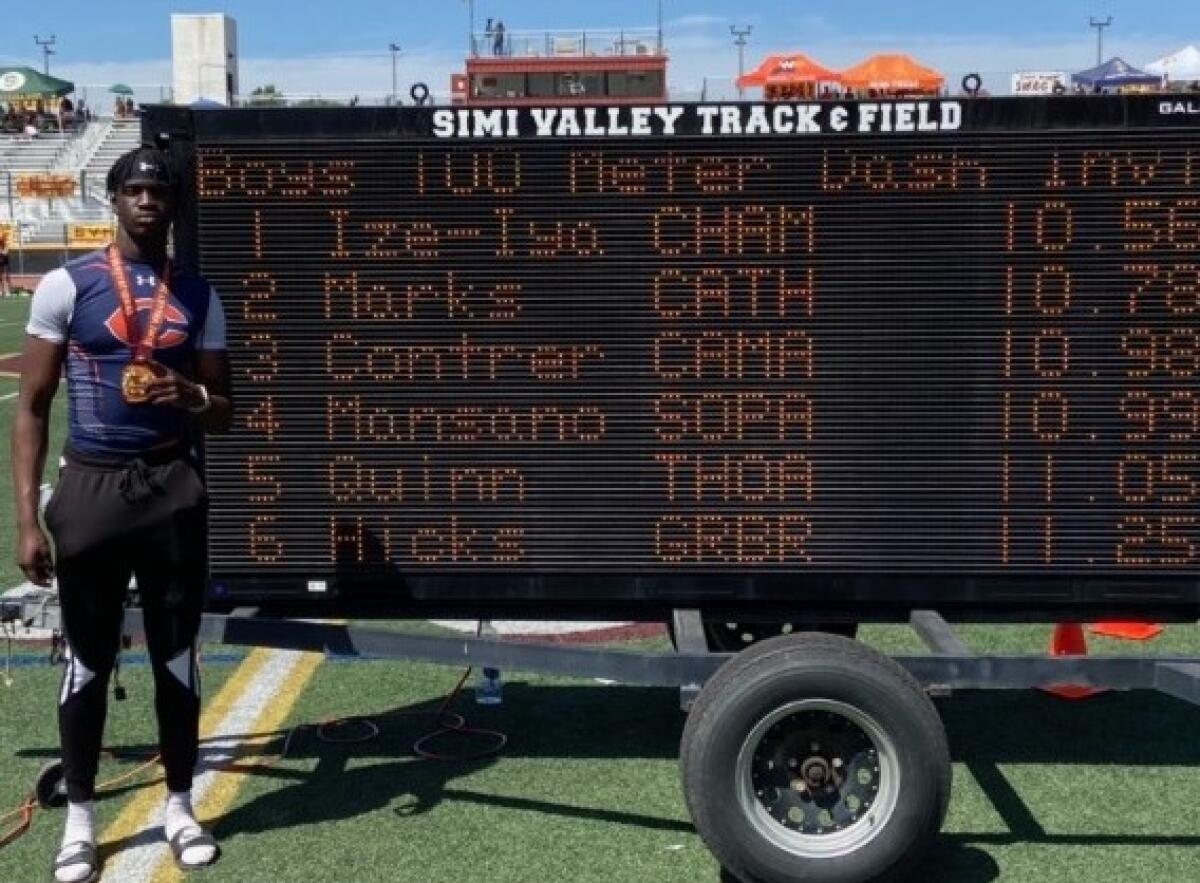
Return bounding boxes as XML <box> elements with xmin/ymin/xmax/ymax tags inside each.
<box><xmin>3</xmin><ymin>2</ymin><xmax>1197</xmax><ymax>98</ymax></box>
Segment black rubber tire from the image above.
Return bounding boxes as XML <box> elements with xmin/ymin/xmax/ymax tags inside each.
<box><xmin>681</xmin><ymin>634</ymin><xmax>950</xmax><ymax>883</ymax></box>
<box><xmin>35</xmin><ymin>759</ymin><xmax>67</xmax><ymax>809</ymax></box>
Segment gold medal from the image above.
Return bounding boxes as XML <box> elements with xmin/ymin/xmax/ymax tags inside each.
<box><xmin>121</xmin><ymin>361</ymin><xmax>157</xmax><ymax>404</ymax></box>
<box><xmin>106</xmin><ymin>246</ymin><xmax>174</xmax><ymax>406</ymax></box>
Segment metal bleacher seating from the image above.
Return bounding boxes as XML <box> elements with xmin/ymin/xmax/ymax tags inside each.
<box><xmin>2</xmin><ymin>118</ymin><xmax>141</xmax><ymax>244</ymax></box>
<box><xmin>81</xmin><ymin>118</ymin><xmax>141</xmax><ymax>198</ymax></box>
<box><xmin>0</xmin><ymin>132</ymin><xmax>73</xmax><ymax>171</ymax></box>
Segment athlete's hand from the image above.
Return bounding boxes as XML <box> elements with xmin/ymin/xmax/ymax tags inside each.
<box><xmin>17</xmin><ymin>526</ymin><xmax>54</xmax><ymax>586</ymax></box>
<box><xmin>142</xmin><ymin>361</ymin><xmax>206</xmax><ymax>410</ymax></box>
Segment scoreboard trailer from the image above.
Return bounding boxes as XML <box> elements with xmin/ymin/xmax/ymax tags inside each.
<box><xmin>143</xmin><ymin>96</ymin><xmax>1200</xmax><ymax>621</ymax></box>
<box><xmin>9</xmin><ymin>92</ymin><xmax>1196</xmax><ymax>883</ymax></box>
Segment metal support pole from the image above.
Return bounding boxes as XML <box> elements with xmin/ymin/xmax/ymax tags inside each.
<box><xmin>467</xmin><ymin>0</ymin><xmax>476</xmax><ymax>57</ymax></box>
<box><xmin>389</xmin><ymin>43</ymin><xmax>400</xmax><ymax>105</ymax></box>
<box><xmin>34</xmin><ymin>34</ymin><xmax>56</xmax><ymax>75</ymax></box>
<box><xmin>730</xmin><ymin>25</ymin><xmax>752</xmax><ymax>99</ymax></box>
<box><xmin>1089</xmin><ymin>16</ymin><xmax>1112</xmax><ymax>65</ymax></box>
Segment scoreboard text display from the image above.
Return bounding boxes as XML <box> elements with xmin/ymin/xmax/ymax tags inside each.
<box><xmin>159</xmin><ymin>97</ymin><xmax>1200</xmax><ymax>611</ymax></box>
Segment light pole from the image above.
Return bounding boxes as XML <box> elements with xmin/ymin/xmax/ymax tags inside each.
<box><xmin>1089</xmin><ymin>16</ymin><xmax>1112</xmax><ymax>65</ymax></box>
<box><xmin>34</xmin><ymin>34</ymin><xmax>56</xmax><ymax>75</ymax></box>
<box><xmin>731</xmin><ymin>25</ymin><xmax>752</xmax><ymax>99</ymax></box>
<box><xmin>389</xmin><ymin>43</ymin><xmax>401</xmax><ymax>105</ymax></box>
<box><xmin>657</xmin><ymin>0</ymin><xmax>664</xmax><ymax>54</ymax></box>
<box><xmin>465</xmin><ymin>0</ymin><xmax>476</xmax><ymax>57</ymax></box>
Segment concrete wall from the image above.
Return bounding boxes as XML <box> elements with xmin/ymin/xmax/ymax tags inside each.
<box><xmin>171</xmin><ymin>14</ymin><xmax>239</xmax><ymax>106</ymax></box>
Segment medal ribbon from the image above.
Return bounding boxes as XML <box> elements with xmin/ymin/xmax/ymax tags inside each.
<box><xmin>107</xmin><ymin>245</ymin><xmax>172</xmax><ymax>362</ymax></box>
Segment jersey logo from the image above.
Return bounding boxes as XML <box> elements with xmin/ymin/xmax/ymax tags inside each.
<box><xmin>104</xmin><ymin>298</ymin><xmax>190</xmax><ymax>350</ymax></box>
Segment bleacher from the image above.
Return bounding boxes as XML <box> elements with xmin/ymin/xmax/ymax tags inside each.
<box><xmin>24</xmin><ymin>202</ymin><xmax>113</xmax><ymax>244</ymax></box>
<box><xmin>81</xmin><ymin>118</ymin><xmax>141</xmax><ymax>199</ymax></box>
<box><xmin>0</xmin><ymin>132</ymin><xmax>75</xmax><ymax>171</ymax></box>
<box><xmin>1</xmin><ymin>118</ymin><xmax>142</xmax><ymax>245</ymax></box>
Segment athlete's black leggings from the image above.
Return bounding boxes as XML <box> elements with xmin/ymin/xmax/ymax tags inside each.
<box><xmin>45</xmin><ymin>444</ymin><xmax>207</xmax><ymax>803</ymax></box>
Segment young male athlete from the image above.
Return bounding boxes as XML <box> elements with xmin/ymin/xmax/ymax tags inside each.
<box><xmin>11</xmin><ymin>146</ymin><xmax>232</xmax><ymax>882</ymax></box>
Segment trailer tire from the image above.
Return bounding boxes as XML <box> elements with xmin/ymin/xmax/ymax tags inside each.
<box><xmin>681</xmin><ymin>634</ymin><xmax>949</xmax><ymax>883</ymax></box>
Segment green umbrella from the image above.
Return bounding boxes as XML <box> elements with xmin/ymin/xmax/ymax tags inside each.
<box><xmin>0</xmin><ymin>66</ymin><xmax>74</xmax><ymax>97</ymax></box>
<box><xmin>109</xmin><ymin>83</ymin><xmax>134</xmax><ymax>95</ymax></box>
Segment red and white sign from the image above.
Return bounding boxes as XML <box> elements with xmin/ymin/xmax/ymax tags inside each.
<box><xmin>1012</xmin><ymin>71</ymin><xmax>1067</xmax><ymax>95</ymax></box>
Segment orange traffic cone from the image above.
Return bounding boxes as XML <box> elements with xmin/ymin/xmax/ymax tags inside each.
<box><xmin>1088</xmin><ymin>621</ymin><xmax>1164</xmax><ymax>641</ymax></box>
<box><xmin>1040</xmin><ymin>623</ymin><xmax>1108</xmax><ymax>700</ymax></box>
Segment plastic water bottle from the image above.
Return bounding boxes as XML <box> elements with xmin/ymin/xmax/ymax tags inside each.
<box><xmin>475</xmin><ymin>667</ymin><xmax>503</xmax><ymax>705</ymax></box>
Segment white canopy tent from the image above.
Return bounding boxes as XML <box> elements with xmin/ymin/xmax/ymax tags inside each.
<box><xmin>1145</xmin><ymin>45</ymin><xmax>1200</xmax><ymax>81</ymax></box>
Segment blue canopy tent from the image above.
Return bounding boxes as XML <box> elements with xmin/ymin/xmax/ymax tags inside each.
<box><xmin>1071</xmin><ymin>57</ymin><xmax>1162</xmax><ymax>91</ymax></box>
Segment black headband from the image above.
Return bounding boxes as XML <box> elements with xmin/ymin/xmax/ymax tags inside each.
<box><xmin>110</xmin><ymin>149</ymin><xmax>175</xmax><ymax>192</ymax></box>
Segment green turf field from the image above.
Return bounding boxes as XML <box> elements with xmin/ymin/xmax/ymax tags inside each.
<box><xmin>0</xmin><ymin>655</ymin><xmax>247</xmax><ymax>881</ymax></box>
<box><xmin>1</xmin><ymin>295</ymin><xmax>69</xmax><ymax>591</ymax></box>
<box><xmin>1</xmin><ymin>630</ymin><xmax>1197</xmax><ymax>883</ymax></box>
<box><xmin>1</xmin><ymin>293</ymin><xmax>1198</xmax><ymax>882</ymax></box>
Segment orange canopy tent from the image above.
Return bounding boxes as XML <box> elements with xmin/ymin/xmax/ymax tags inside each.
<box><xmin>737</xmin><ymin>53</ymin><xmax>842</xmax><ymax>88</ymax></box>
<box><xmin>840</xmin><ymin>53</ymin><xmax>944</xmax><ymax>94</ymax></box>
<box><xmin>736</xmin><ymin>53</ymin><xmax>842</xmax><ymax>99</ymax></box>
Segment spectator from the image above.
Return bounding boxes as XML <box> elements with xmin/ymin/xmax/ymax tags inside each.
<box><xmin>493</xmin><ymin>20</ymin><xmax>505</xmax><ymax>56</ymax></box>
<box><xmin>0</xmin><ymin>238</ymin><xmax>11</xmax><ymax>298</ymax></box>
<box><xmin>114</xmin><ymin>96</ymin><xmax>125</xmax><ymax>118</ymax></box>
<box><xmin>57</xmin><ymin>96</ymin><xmax>74</xmax><ymax>132</ymax></box>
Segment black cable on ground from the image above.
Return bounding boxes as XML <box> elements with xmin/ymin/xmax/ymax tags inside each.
<box><xmin>0</xmin><ymin>635</ymin><xmax>508</xmax><ymax>852</ymax></box>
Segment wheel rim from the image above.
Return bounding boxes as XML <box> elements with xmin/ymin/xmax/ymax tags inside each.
<box><xmin>704</xmin><ymin>621</ymin><xmax>797</xmax><ymax>652</ymax></box>
<box><xmin>701</xmin><ymin>621</ymin><xmax>857</xmax><ymax>652</ymax></box>
<box><xmin>736</xmin><ymin>699</ymin><xmax>900</xmax><ymax>859</ymax></box>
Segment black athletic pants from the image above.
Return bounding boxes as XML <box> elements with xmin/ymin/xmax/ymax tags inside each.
<box><xmin>44</xmin><ymin>443</ymin><xmax>208</xmax><ymax>803</ymax></box>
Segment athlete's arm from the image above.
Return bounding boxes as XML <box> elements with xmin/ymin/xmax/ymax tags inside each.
<box><xmin>143</xmin><ymin>287</ymin><xmax>232</xmax><ymax>431</ymax></box>
<box><xmin>12</xmin><ymin>335</ymin><xmax>65</xmax><ymax>585</ymax></box>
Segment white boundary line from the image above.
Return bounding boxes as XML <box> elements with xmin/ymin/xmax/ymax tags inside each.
<box><xmin>100</xmin><ymin>649</ymin><xmax>312</xmax><ymax>882</ymax></box>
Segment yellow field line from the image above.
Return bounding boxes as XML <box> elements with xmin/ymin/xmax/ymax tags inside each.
<box><xmin>148</xmin><ymin>650</ymin><xmax>324</xmax><ymax>883</ymax></box>
<box><xmin>98</xmin><ymin>648</ymin><xmax>274</xmax><ymax>855</ymax></box>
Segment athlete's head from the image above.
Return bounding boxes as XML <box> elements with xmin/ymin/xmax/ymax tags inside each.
<box><xmin>107</xmin><ymin>146</ymin><xmax>176</xmax><ymax>241</ymax></box>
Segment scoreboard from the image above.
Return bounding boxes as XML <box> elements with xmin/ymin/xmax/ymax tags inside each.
<box><xmin>146</xmin><ymin>97</ymin><xmax>1200</xmax><ymax>613</ymax></box>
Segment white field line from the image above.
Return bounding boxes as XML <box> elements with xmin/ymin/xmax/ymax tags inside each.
<box><xmin>100</xmin><ymin>649</ymin><xmax>312</xmax><ymax>882</ymax></box>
